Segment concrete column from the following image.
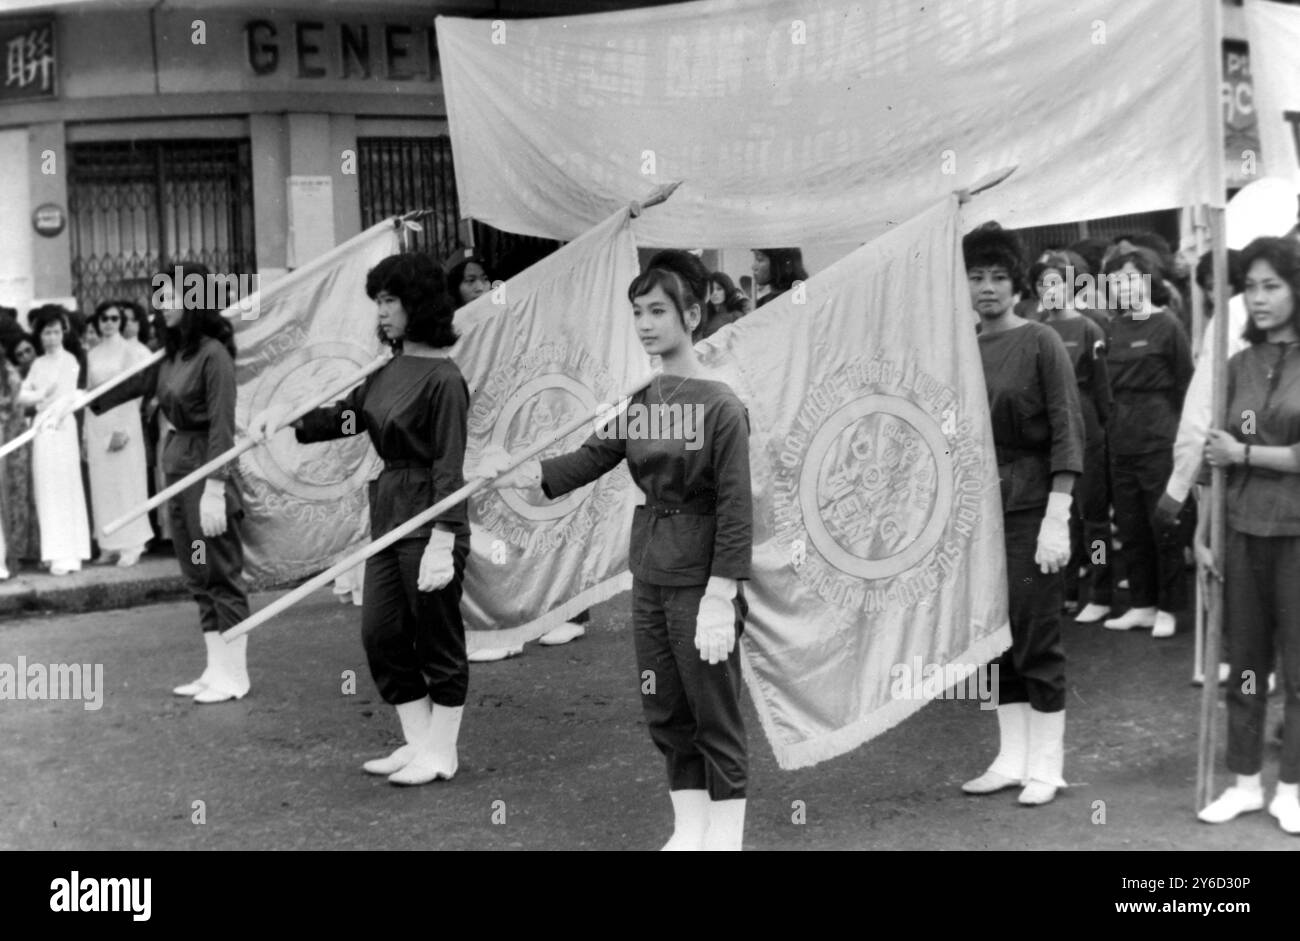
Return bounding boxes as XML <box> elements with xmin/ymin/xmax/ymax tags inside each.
<box><xmin>28</xmin><ymin>122</ymin><xmax>72</xmax><ymax>301</ymax></box>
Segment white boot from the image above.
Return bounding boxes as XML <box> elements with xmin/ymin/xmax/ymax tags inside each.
<box><xmin>702</xmin><ymin>798</ymin><xmax>746</xmax><ymax>851</ymax></box>
<box><xmin>1151</xmin><ymin>610</ymin><xmax>1177</xmax><ymax>639</ymax></box>
<box><xmin>1020</xmin><ymin>708</ymin><xmax>1066</xmax><ymax>805</ymax></box>
<box><xmin>1199</xmin><ymin>774</ymin><xmax>1265</xmax><ymax>823</ymax></box>
<box><xmin>363</xmin><ymin>698</ymin><xmax>430</xmax><ymax>775</ymax></box>
<box><xmin>193</xmin><ymin>633</ymin><xmax>250</xmax><ymax>703</ymax></box>
<box><xmin>1103</xmin><ymin>606</ymin><xmax>1156</xmax><ymax>630</ymax></box>
<box><xmin>962</xmin><ymin>703</ymin><xmax>1030</xmax><ymax>794</ymax></box>
<box><xmin>660</xmin><ymin>789</ymin><xmax>709</xmax><ymax>851</ymax></box>
<box><xmin>173</xmin><ymin>632</ymin><xmax>221</xmax><ymax>696</ymax></box>
<box><xmin>389</xmin><ymin>702</ymin><xmax>462</xmax><ymax>786</ymax></box>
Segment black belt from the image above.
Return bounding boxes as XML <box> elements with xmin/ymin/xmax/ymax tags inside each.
<box><xmin>641</xmin><ymin>497</ymin><xmax>715</xmax><ymax>518</ymax></box>
<box><xmin>383</xmin><ymin>460</ymin><xmax>428</xmax><ymax>471</ymax></box>
<box><xmin>995</xmin><ymin>446</ymin><xmax>1047</xmax><ymax>465</ymax></box>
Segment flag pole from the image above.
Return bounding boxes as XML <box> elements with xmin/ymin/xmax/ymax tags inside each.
<box><xmin>0</xmin><ymin>348</ymin><xmax>166</xmax><ymax>462</ymax></box>
<box><xmin>1189</xmin><ymin>205</ymin><xmax>1210</xmax><ymax>685</ymax></box>
<box><xmin>101</xmin><ymin>354</ymin><xmax>390</xmax><ymax>536</ymax></box>
<box><xmin>223</xmin><ymin>372</ymin><xmax>655</xmax><ymax>640</ymax></box>
<box><xmin>1195</xmin><ymin>204</ymin><xmax>1230</xmax><ymax>812</ymax></box>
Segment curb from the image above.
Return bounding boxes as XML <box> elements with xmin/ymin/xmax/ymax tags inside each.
<box><xmin>0</xmin><ymin>558</ymin><xmax>189</xmax><ymax>621</ymax></box>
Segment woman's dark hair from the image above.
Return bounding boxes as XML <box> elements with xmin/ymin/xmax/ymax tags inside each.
<box><xmin>1029</xmin><ymin>250</ymin><xmax>1089</xmax><ymax>294</ymax></box>
<box><xmin>366</xmin><ymin>253</ymin><xmax>458</xmax><ymax>349</ymax></box>
<box><xmin>754</xmin><ymin>248</ymin><xmax>808</xmax><ymax>293</ymax></box>
<box><xmin>3</xmin><ymin>332</ymin><xmax>34</xmax><ymax>369</ymax></box>
<box><xmin>962</xmin><ymin>222</ymin><xmax>1029</xmax><ymax>297</ymax></box>
<box><xmin>110</xmin><ymin>298</ymin><xmax>150</xmax><ymax>345</ymax></box>
<box><xmin>29</xmin><ymin>304</ymin><xmax>82</xmax><ymax>357</ymax></box>
<box><xmin>1101</xmin><ymin>248</ymin><xmax>1172</xmax><ymax>308</ymax></box>
<box><xmin>1239</xmin><ymin>237</ymin><xmax>1300</xmax><ymax>345</ymax></box>
<box><xmin>1068</xmin><ymin>238</ymin><xmax>1111</xmax><ymax>281</ymax></box>
<box><xmin>1116</xmin><ymin>231</ymin><xmax>1175</xmax><ymax>278</ymax></box>
<box><xmin>629</xmin><ymin>250</ymin><xmax>710</xmax><ymax>341</ymax></box>
<box><xmin>445</xmin><ymin>252</ymin><xmax>493</xmax><ymax>310</ymax></box>
<box><xmin>708</xmin><ymin>271</ymin><xmax>749</xmax><ymax>314</ymax></box>
<box><xmin>1194</xmin><ymin>249</ymin><xmax>1245</xmax><ymax>296</ymax></box>
<box><xmin>158</xmin><ymin>262</ymin><xmax>237</xmax><ymax>359</ymax></box>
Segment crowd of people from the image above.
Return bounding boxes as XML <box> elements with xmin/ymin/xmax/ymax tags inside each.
<box><xmin>0</xmin><ymin>298</ymin><xmax>161</xmax><ymax>577</ymax></box>
<box><xmin>960</xmin><ymin>218</ymin><xmax>1300</xmax><ymax>837</ymax></box>
<box><xmin>5</xmin><ymin>210</ymin><xmax>1296</xmax><ymax>848</ymax></box>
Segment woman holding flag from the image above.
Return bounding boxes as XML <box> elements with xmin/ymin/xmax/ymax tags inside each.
<box><xmin>88</xmin><ymin>264</ymin><xmax>252</xmax><ymax>703</ymax></box>
<box><xmin>476</xmin><ymin>250</ymin><xmax>754</xmax><ymax>850</ymax></box>
<box><xmin>252</xmin><ymin>252</ymin><xmax>472</xmax><ymax>787</ymax></box>
<box><xmin>961</xmin><ymin>223</ymin><xmax>1084</xmax><ymax>807</ymax></box>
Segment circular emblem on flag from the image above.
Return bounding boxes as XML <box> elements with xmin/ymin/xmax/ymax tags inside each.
<box><xmin>491</xmin><ymin>374</ymin><xmax>599</xmax><ymax>522</ymax></box>
<box><xmin>245</xmin><ymin>341</ymin><xmax>380</xmax><ymax>500</ymax></box>
<box><xmin>799</xmin><ymin>394</ymin><xmax>954</xmax><ymax>580</ymax></box>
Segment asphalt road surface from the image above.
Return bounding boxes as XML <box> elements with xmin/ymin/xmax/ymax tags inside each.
<box><xmin>0</xmin><ymin>588</ymin><xmax>1293</xmax><ymax>851</ymax></box>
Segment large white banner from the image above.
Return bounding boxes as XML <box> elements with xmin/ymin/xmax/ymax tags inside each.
<box><xmin>455</xmin><ymin>208</ymin><xmax>649</xmax><ymax>646</ymax></box>
<box><xmin>1246</xmin><ymin>0</ymin><xmax>1300</xmax><ymax>187</ymax></box>
<box><xmin>437</xmin><ymin>0</ymin><xmax>1221</xmax><ymax>247</ymax></box>
<box><xmin>700</xmin><ymin>197</ymin><xmax>1009</xmax><ymax>768</ymax></box>
<box><xmin>235</xmin><ymin>222</ymin><xmax>398</xmax><ymax>584</ymax></box>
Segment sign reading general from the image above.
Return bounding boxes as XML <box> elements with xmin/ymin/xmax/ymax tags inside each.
<box><xmin>1</xmin><ymin>17</ymin><xmax>56</xmax><ymax>101</ymax></box>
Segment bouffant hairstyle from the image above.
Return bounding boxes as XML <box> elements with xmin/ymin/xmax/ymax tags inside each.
<box><xmin>366</xmin><ymin>253</ymin><xmax>458</xmax><ymax>349</ymax></box>
<box><xmin>629</xmin><ymin>250</ymin><xmax>710</xmax><ymax>341</ymax></box>
<box><xmin>1101</xmin><ymin>248</ymin><xmax>1172</xmax><ymax>308</ymax></box>
<box><xmin>709</xmin><ymin>271</ymin><xmax>749</xmax><ymax>314</ymax></box>
<box><xmin>30</xmin><ymin>304</ymin><xmax>71</xmax><ymax>345</ymax></box>
<box><xmin>962</xmin><ymin>222</ymin><xmax>1029</xmax><ymax>297</ymax></box>
<box><xmin>1029</xmin><ymin>250</ymin><xmax>1090</xmax><ymax>292</ymax></box>
<box><xmin>1239</xmin><ymin>237</ymin><xmax>1300</xmax><ymax>345</ymax></box>
<box><xmin>157</xmin><ymin>262</ymin><xmax>237</xmax><ymax>359</ymax></box>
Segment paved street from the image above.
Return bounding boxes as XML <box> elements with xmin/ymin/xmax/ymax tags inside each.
<box><xmin>0</xmin><ymin>587</ymin><xmax>1293</xmax><ymax>851</ymax></box>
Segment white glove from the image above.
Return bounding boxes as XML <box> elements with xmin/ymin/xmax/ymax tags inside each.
<box><xmin>418</xmin><ymin>529</ymin><xmax>457</xmax><ymax>592</ymax></box>
<box><xmin>248</xmin><ymin>404</ymin><xmax>293</xmax><ymax>442</ymax></box>
<box><xmin>1034</xmin><ymin>491</ymin><xmax>1072</xmax><ymax>574</ymax></box>
<box><xmin>475</xmin><ymin>443</ymin><xmax>542</xmax><ymax>490</ymax></box>
<box><xmin>695</xmin><ymin>576</ymin><xmax>739</xmax><ymax>665</ymax></box>
<box><xmin>199</xmin><ymin>478</ymin><xmax>229</xmax><ymax>538</ymax></box>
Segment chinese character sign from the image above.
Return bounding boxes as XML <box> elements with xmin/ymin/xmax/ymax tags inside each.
<box><xmin>1</xmin><ymin>18</ymin><xmax>56</xmax><ymax>101</ymax></box>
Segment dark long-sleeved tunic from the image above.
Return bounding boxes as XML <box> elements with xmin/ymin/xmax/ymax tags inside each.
<box><xmin>296</xmin><ymin>355</ymin><xmax>469</xmax><ymax>539</ymax></box>
<box><xmin>540</xmin><ymin>376</ymin><xmax>752</xmax><ymax>586</ymax></box>
<box><xmin>1044</xmin><ymin>315</ymin><xmax>1113</xmax><ymax>445</ymax></box>
<box><xmin>978</xmin><ymin>322</ymin><xmax>1085</xmax><ymax>513</ymax></box>
<box><xmin>1104</xmin><ymin>310</ymin><xmax>1193</xmax><ymax>456</ymax></box>
<box><xmin>1224</xmin><ymin>341</ymin><xmax>1300</xmax><ymax>537</ymax></box>
<box><xmin>90</xmin><ymin>337</ymin><xmax>237</xmax><ymax>481</ymax></box>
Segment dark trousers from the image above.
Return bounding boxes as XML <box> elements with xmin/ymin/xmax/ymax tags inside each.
<box><xmin>1067</xmin><ymin>435</ymin><xmax>1113</xmax><ymax>606</ymax></box>
<box><xmin>362</xmin><ymin>534</ymin><xmax>470</xmax><ymax>707</ymax></box>
<box><xmin>1224</xmin><ymin>529</ymin><xmax>1300</xmax><ymax>782</ymax></box>
<box><xmin>1110</xmin><ymin>450</ymin><xmax>1189</xmax><ymax>612</ymax></box>
<box><xmin>994</xmin><ymin>510</ymin><xmax>1066</xmax><ymax>712</ymax></box>
<box><xmin>632</xmin><ymin>578</ymin><xmax>749</xmax><ymax>800</ymax></box>
<box><xmin>169</xmin><ymin>475</ymin><xmax>250</xmax><ymax>635</ymax></box>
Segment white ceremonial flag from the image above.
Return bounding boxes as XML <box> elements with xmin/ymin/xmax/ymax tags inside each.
<box><xmin>1246</xmin><ymin>0</ymin><xmax>1300</xmax><ymax>187</ymax></box>
<box><xmin>437</xmin><ymin>0</ymin><xmax>1221</xmax><ymax>247</ymax></box>
<box><xmin>234</xmin><ymin>220</ymin><xmax>399</xmax><ymax>584</ymax></box>
<box><xmin>698</xmin><ymin>197</ymin><xmax>1010</xmax><ymax>769</ymax></box>
<box><xmin>454</xmin><ymin>208</ymin><xmax>648</xmax><ymax>646</ymax></box>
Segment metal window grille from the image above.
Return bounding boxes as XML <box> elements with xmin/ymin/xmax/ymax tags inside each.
<box><xmin>357</xmin><ymin>136</ymin><xmax>560</xmax><ymax>279</ymax></box>
<box><xmin>68</xmin><ymin>139</ymin><xmax>256</xmax><ymax>315</ymax></box>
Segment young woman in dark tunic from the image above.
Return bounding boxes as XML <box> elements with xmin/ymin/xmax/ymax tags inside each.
<box><xmin>1197</xmin><ymin>237</ymin><xmax>1300</xmax><ymax>834</ymax></box>
<box><xmin>1100</xmin><ymin>249</ymin><xmax>1194</xmax><ymax>639</ymax></box>
<box><xmin>960</xmin><ymin>224</ymin><xmax>1084</xmax><ymax>807</ymax></box>
<box><xmin>252</xmin><ymin>253</ymin><xmax>470</xmax><ymax>786</ymax></box>
<box><xmin>1037</xmin><ymin>256</ymin><xmax>1115</xmax><ymax>622</ymax></box>
<box><xmin>477</xmin><ymin>250</ymin><xmax>754</xmax><ymax>849</ymax></box>
<box><xmin>88</xmin><ymin>264</ymin><xmax>252</xmax><ymax>703</ymax></box>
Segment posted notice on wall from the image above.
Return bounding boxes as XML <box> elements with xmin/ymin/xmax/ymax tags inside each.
<box><xmin>286</xmin><ymin>176</ymin><xmax>336</xmax><ymax>269</ymax></box>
